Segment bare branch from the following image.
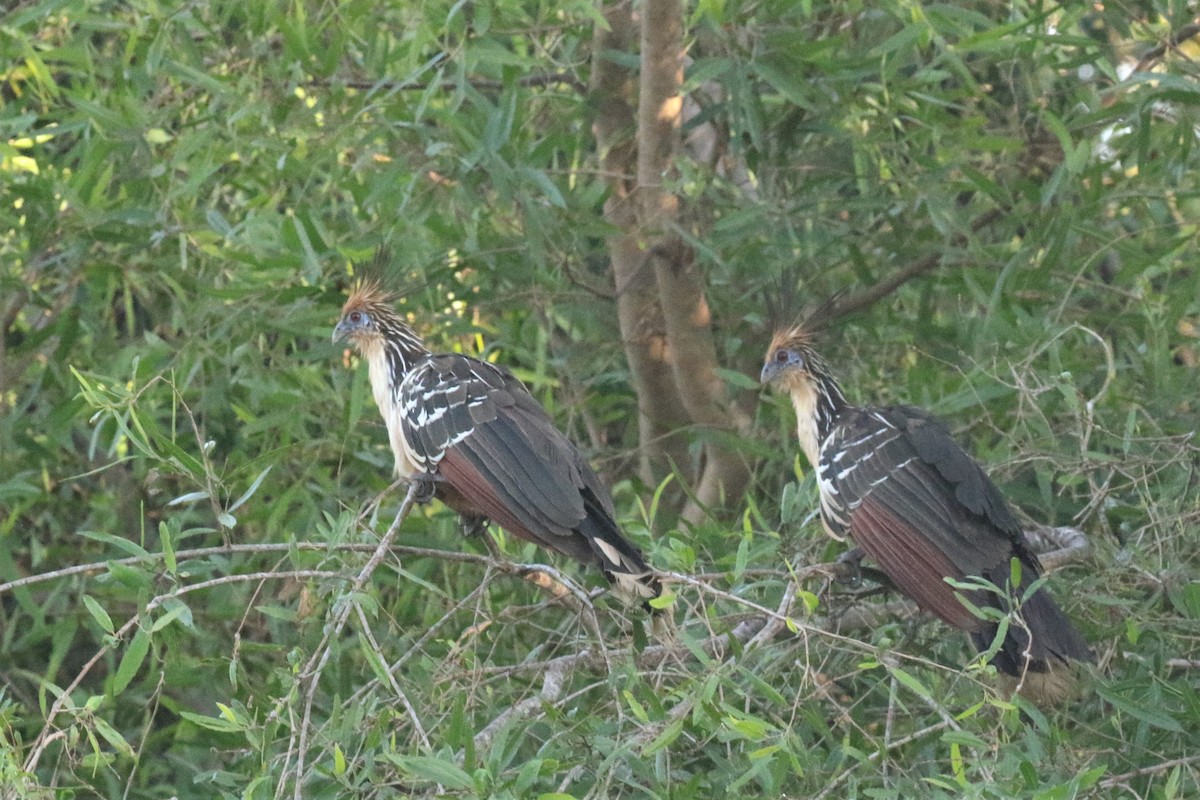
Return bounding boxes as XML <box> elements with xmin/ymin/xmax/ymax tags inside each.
<box><xmin>1099</xmin><ymin>753</ymin><xmax>1200</xmax><ymax>790</ymax></box>
<box><xmin>1133</xmin><ymin>21</ymin><xmax>1200</xmax><ymax>73</ymax></box>
<box><xmin>826</xmin><ymin>207</ymin><xmax>1006</xmax><ymax>322</ymax></box>
<box><xmin>639</xmin><ymin>0</ymin><xmax>753</xmax><ymax>521</ymax></box>
<box><xmin>473</xmin><ymin>661</ymin><xmax>568</xmax><ymax>752</ymax></box>
<box><xmin>0</xmin><ymin>540</ymin><xmax>591</xmax><ymax>597</ymax></box>
<box><xmin>354</xmin><ymin>603</ymin><xmax>431</xmax><ymax>750</ymax></box>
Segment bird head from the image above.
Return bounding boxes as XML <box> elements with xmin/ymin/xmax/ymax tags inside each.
<box><xmin>332</xmin><ymin>280</ymin><xmax>395</xmax><ymax>348</ymax></box>
<box><xmin>760</xmin><ymin>326</ymin><xmax>823</xmax><ymax>391</ymax></box>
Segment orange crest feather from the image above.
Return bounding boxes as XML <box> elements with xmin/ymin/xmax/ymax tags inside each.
<box><xmin>342</xmin><ymin>278</ymin><xmax>396</xmax><ymax>315</ymax></box>
<box><xmin>767</xmin><ymin>324</ymin><xmax>816</xmax><ymax>357</ymax></box>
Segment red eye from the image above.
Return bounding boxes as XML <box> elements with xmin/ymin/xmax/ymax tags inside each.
<box><xmin>349</xmin><ymin>311</ymin><xmax>363</xmax><ymax>323</ymax></box>
<box><xmin>775</xmin><ymin>349</ymin><xmax>789</xmax><ymax>362</ymax></box>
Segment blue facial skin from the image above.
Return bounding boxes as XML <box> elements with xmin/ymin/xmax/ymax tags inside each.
<box><xmin>332</xmin><ymin>309</ymin><xmax>372</xmax><ymax>343</ymax></box>
<box><xmin>760</xmin><ymin>348</ymin><xmax>805</xmax><ymax>385</ymax></box>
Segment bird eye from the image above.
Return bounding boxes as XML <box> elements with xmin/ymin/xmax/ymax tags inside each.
<box><xmin>349</xmin><ymin>311</ymin><xmax>363</xmax><ymax>324</ymax></box>
<box><xmin>775</xmin><ymin>349</ymin><xmax>789</xmax><ymax>363</ymax></box>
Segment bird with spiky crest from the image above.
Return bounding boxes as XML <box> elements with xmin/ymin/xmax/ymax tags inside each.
<box><xmin>332</xmin><ymin>279</ymin><xmax>661</xmax><ymax>606</ymax></box>
<box><xmin>761</xmin><ymin>308</ymin><xmax>1092</xmax><ymax>703</ymax></box>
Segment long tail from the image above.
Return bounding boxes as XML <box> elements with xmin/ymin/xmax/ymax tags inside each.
<box><xmin>969</xmin><ymin>584</ymin><xmax>1092</xmax><ymax>701</ymax></box>
<box><xmin>578</xmin><ymin>489</ymin><xmax>662</xmax><ymax>605</ymax></box>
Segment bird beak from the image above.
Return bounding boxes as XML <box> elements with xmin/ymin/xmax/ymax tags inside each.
<box><xmin>760</xmin><ymin>361</ymin><xmax>779</xmax><ymax>386</ymax></box>
<box><xmin>332</xmin><ymin>319</ymin><xmax>349</xmax><ymax>344</ymax></box>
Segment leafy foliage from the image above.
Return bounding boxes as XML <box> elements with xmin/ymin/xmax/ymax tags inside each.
<box><xmin>3</xmin><ymin>0</ymin><xmax>1199</xmax><ymax>797</ymax></box>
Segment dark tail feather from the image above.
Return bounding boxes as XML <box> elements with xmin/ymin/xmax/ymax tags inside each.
<box><xmin>970</xmin><ymin>585</ymin><xmax>1092</xmax><ymax>681</ymax></box>
<box><xmin>579</xmin><ymin>489</ymin><xmax>662</xmax><ymax>606</ymax></box>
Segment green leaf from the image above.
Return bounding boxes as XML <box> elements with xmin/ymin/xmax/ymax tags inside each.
<box><xmin>333</xmin><ymin>744</ymin><xmax>347</xmax><ymax>777</ymax></box>
<box><xmin>166</xmin><ymin>491</ymin><xmax>210</xmax><ymax>507</ymax></box>
<box><xmin>624</xmin><ymin>690</ymin><xmax>650</xmax><ymax>723</ymax></box>
<box><xmin>256</xmin><ymin>605</ymin><xmax>299</xmax><ymax>622</ymax></box>
<box><xmin>647</xmin><ymin>591</ymin><xmax>676</xmax><ymax>610</ymax></box>
<box><xmin>642</xmin><ymin>716</ymin><xmax>685</xmax><ymax>755</ymax></box>
<box><xmin>388</xmin><ymin>755</ymin><xmax>475</xmax><ymax>790</ymax></box>
<box><xmin>80</xmin><ymin>530</ymin><xmax>151</xmax><ymax>559</ymax></box>
<box><xmin>178</xmin><ymin>710</ymin><xmax>245</xmax><ymax>733</ymax></box>
<box><xmin>228</xmin><ymin>465</ymin><xmax>272</xmax><ymax>513</ymax></box>
<box><xmin>112</xmin><ymin>628</ymin><xmax>151</xmax><ymax>696</ymax></box>
<box><xmin>714</xmin><ymin>367</ymin><xmax>761</xmax><ymax>391</ymax></box>
<box><xmin>1096</xmin><ymin>687</ymin><xmax>1185</xmax><ymax>733</ymax></box>
<box><xmin>159</xmin><ymin>521</ymin><xmax>176</xmax><ymax>575</ymax></box>
<box><xmin>151</xmin><ymin>600</ymin><xmax>193</xmax><ymax>632</ymax></box>
<box><xmin>888</xmin><ymin>666</ymin><xmax>933</xmax><ymax>703</ymax></box>
<box><xmin>723</xmin><ymin>712</ymin><xmax>771</xmax><ymax>741</ymax></box>
<box><xmin>82</xmin><ymin>595</ymin><xmax>115</xmax><ymax>635</ymax></box>
<box><xmin>92</xmin><ymin>716</ymin><xmax>134</xmax><ymax>757</ymax></box>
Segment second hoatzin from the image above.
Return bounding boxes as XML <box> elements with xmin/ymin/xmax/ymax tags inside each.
<box><xmin>333</xmin><ymin>280</ymin><xmax>660</xmax><ymax>605</ymax></box>
<box><xmin>761</xmin><ymin>323</ymin><xmax>1092</xmax><ymax>694</ymax></box>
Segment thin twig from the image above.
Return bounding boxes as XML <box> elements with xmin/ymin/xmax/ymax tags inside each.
<box><xmin>473</xmin><ymin>661</ymin><xmax>568</xmax><ymax>751</ymax></box>
<box><xmin>288</xmin><ymin>482</ymin><xmax>421</xmax><ymax>800</ymax></box>
<box><xmin>1133</xmin><ymin>20</ymin><xmax>1200</xmax><ymax>74</ymax></box>
<box><xmin>310</xmin><ymin>71</ymin><xmax>587</xmax><ymax>94</ymax></box>
<box><xmin>0</xmin><ymin>541</ymin><xmax>593</xmax><ymax>596</ymax></box>
<box><xmin>353</xmin><ymin>603</ymin><xmax>431</xmax><ymax>750</ymax></box>
<box><xmin>813</xmin><ymin>720</ymin><xmax>953</xmax><ymax>800</ymax></box>
<box><xmin>1099</xmin><ymin>753</ymin><xmax>1200</xmax><ymax>790</ymax></box>
<box><xmin>21</xmin><ymin>569</ymin><xmax>340</xmax><ymax>776</ymax></box>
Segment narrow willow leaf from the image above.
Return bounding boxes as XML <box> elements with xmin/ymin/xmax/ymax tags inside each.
<box><xmin>112</xmin><ymin>628</ymin><xmax>151</xmax><ymax>696</ymax></box>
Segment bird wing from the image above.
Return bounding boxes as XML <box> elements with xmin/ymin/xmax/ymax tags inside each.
<box><xmin>398</xmin><ymin>354</ymin><xmax>594</xmax><ymax>549</ymax></box>
<box><xmin>821</xmin><ymin>406</ymin><xmax>1034</xmax><ymax>630</ymax></box>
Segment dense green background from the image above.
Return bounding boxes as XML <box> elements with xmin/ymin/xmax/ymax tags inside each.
<box><xmin>3</xmin><ymin>0</ymin><xmax>1200</xmax><ymax>797</ymax></box>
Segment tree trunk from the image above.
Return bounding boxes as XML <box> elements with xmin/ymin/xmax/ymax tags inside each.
<box><xmin>636</xmin><ymin>0</ymin><xmax>753</xmax><ymax>524</ymax></box>
<box><xmin>590</xmin><ymin>1</ymin><xmax>692</xmax><ymax>494</ymax></box>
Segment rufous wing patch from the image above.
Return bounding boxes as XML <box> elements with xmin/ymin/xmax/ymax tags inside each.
<box><xmin>850</xmin><ymin>497</ymin><xmax>980</xmax><ymax>631</ymax></box>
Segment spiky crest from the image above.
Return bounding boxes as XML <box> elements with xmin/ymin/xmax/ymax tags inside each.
<box><xmin>342</xmin><ymin>278</ymin><xmax>397</xmax><ymax>318</ymax></box>
<box><xmin>767</xmin><ymin>323</ymin><xmax>818</xmax><ymax>361</ymax></box>
<box><xmin>769</xmin><ymin>290</ymin><xmax>846</xmax><ymax>349</ymax></box>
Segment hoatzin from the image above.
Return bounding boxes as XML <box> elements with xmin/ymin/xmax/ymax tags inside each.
<box><xmin>761</xmin><ymin>324</ymin><xmax>1092</xmax><ymax>699</ymax></box>
<box><xmin>333</xmin><ymin>281</ymin><xmax>660</xmax><ymax>605</ymax></box>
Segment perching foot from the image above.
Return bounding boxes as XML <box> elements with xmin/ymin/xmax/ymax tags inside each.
<box><xmin>459</xmin><ymin>513</ymin><xmax>489</xmax><ymax>538</ymax></box>
<box><xmin>412</xmin><ymin>475</ymin><xmax>439</xmax><ymax>504</ymax></box>
<box><xmin>835</xmin><ymin>547</ymin><xmax>865</xmax><ymax>587</ymax></box>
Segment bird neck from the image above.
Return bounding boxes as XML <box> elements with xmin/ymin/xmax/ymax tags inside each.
<box><xmin>789</xmin><ymin>373</ymin><xmax>848</xmax><ymax>468</ymax></box>
<box><xmin>358</xmin><ymin>323</ymin><xmax>430</xmax><ymax>416</ymax></box>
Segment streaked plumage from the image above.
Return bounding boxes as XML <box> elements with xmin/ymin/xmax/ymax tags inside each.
<box><xmin>333</xmin><ymin>281</ymin><xmax>660</xmax><ymax>604</ymax></box>
<box><xmin>761</xmin><ymin>324</ymin><xmax>1091</xmax><ymax>690</ymax></box>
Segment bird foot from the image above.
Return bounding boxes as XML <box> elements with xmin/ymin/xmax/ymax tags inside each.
<box><xmin>411</xmin><ymin>476</ymin><xmax>439</xmax><ymax>504</ymax></box>
<box><xmin>834</xmin><ymin>547</ymin><xmax>865</xmax><ymax>587</ymax></box>
<box><xmin>459</xmin><ymin>514</ymin><xmax>489</xmax><ymax>538</ymax></box>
